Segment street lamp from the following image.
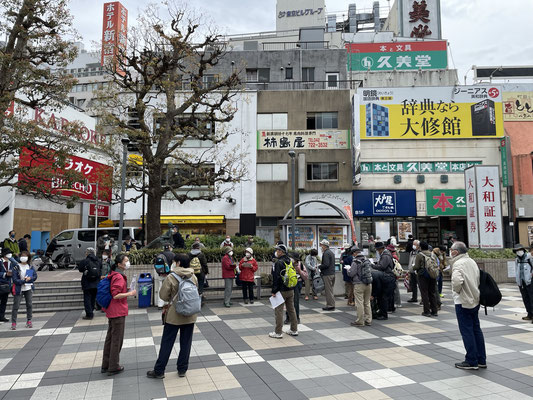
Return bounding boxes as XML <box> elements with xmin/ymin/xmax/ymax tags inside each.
<box><xmin>288</xmin><ymin>150</ymin><xmax>296</xmax><ymax>250</ymax></box>
<box><xmin>118</xmin><ymin>137</ymin><xmax>130</xmax><ymax>251</ymax></box>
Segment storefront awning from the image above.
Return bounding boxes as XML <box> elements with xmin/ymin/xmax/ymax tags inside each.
<box><xmin>154</xmin><ymin>215</ymin><xmax>225</xmax><ymax>225</ymax></box>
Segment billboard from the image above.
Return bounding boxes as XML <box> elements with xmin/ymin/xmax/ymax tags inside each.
<box><xmin>503</xmin><ymin>92</ymin><xmax>533</xmax><ymax>121</ymax></box>
<box><xmin>426</xmin><ymin>189</ymin><xmax>466</xmax><ymax>216</ymax></box>
<box><xmin>400</xmin><ymin>0</ymin><xmax>441</xmax><ymax>40</ymax></box>
<box><xmin>346</xmin><ymin>41</ymin><xmax>447</xmax><ymax>71</ymax></box>
<box><xmin>353</xmin><ymin>190</ymin><xmax>417</xmax><ymax>217</ymax></box>
<box><xmin>257</xmin><ymin>130</ymin><xmax>350</xmax><ymax>150</ymax></box>
<box><xmin>101</xmin><ymin>2</ymin><xmax>128</xmax><ymax>75</ymax></box>
<box><xmin>355</xmin><ymin>86</ymin><xmax>504</xmax><ymax>140</ymax></box>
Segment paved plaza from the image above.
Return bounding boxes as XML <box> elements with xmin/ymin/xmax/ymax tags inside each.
<box><xmin>1</xmin><ymin>282</ymin><xmax>533</xmax><ymax>400</ymax></box>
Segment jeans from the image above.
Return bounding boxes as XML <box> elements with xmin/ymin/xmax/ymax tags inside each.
<box><xmin>353</xmin><ymin>284</ymin><xmax>372</xmax><ymax>325</ymax></box>
<box><xmin>455</xmin><ymin>304</ymin><xmax>486</xmax><ymax>366</ymax></box>
<box><xmin>409</xmin><ymin>272</ymin><xmax>418</xmax><ymax>300</ymax></box>
<box><xmin>437</xmin><ymin>272</ymin><xmax>443</xmax><ymax>294</ymax></box>
<box><xmin>286</xmin><ymin>280</ymin><xmax>303</xmax><ymax>320</ymax></box>
<box><xmin>0</xmin><ymin>292</ymin><xmax>8</xmax><ymax>319</ymax></box>
<box><xmin>519</xmin><ymin>281</ymin><xmax>533</xmax><ymax>317</ymax></box>
<box><xmin>275</xmin><ymin>290</ymin><xmax>297</xmax><ymax>334</ymax></box>
<box><xmin>323</xmin><ymin>275</ymin><xmax>336</xmax><ymax>308</ymax></box>
<box><xmin>195</xmin><ymin>272</ymin><xmax>205</xmax><ymax>295</ymax></box>
<box><xmin>11</xmin><ymin>290</ymin><xmax>32</xmax><ymax>323</ymax></box>
<box><xmin>154</xmin><ymin>323</ymin><xmax>194</xmax><ymax>375</ymax></box>
<box><xmin>241</xmin><ymin>281</ymin><xmax>254</xmax><ymax>301</ymax></box>
<box><xmin>418</xmin><ymin>275</ymin><xmax>438</xmax><ymax>314</ymax></box>
<box><xmin>102</xmin><ymin>316</ymin><xmax>126</xmax><ymax>371</ymax></box>
<box><xmin>224</xmin><ymin>278</ymin><xmax>233</xmax><ymax>305</ymax></box>
<box><xmin>83</xmin><ymin>288</ymin><xmax>97</xmax><ymax>318</ymax></box>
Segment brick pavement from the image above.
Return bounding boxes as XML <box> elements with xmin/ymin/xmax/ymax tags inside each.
<box><xmin>1</xmin><ymin>282</ymin><xmax>533</xmax><ymax>400</ymax></box>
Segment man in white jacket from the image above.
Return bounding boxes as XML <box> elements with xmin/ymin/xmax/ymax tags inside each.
<box><xmin>450</xmin><ymin>241</ymin><xmax>486</xmax><ymax>370</ymax></box>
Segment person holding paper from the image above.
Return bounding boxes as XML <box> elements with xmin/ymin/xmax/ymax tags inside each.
<box><xmin>10</xmin><ymin>250</ymin><xmax>37</xmax><ymax>330</ymax></box>
<box><xmin>269</xmin><ymin>244</ymin><xmax>298</xmax><ymax>339</ymax></box>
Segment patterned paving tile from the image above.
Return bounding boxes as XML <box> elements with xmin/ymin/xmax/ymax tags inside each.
<box><xmin>47</xmin><ymin>350</ymin><xmax>104</xmax><ymax>372</ymax></box>
<box><xmin>382</xmin><ymin>335</ymin><xmax>429</xmax><ymax>347</ymax></box>
<box><xmin>385</xmin><ymin>322</ymin><xmax>445</xmax><ymax>335</ymax></box>
<box><xmin>223</xmin><ymin>317</ymin><xmax>271</xmax><ymax>330</ymax></box>
<box><xmin>310</xmin><ymin>389</ymin><xmax>392</xmax><ymax>400</ymax></box>
<box><xmin>352</xmin><ymin>369</ymin><xmax>415</xmax><ymax>389</ymax></box>
<box><xmin>218</xmin><ymin>350</ymin><xmax>264</xmax><ymax>365</ymax></box>
<box><xmin>299</xmin><ymin>313</ymin><xmax>338</xmax><ymax>323</ymax></box>
<box><xmin>0</xmin><ymin>336</ymin><xmax>32</xmax><ymax>350</ymax></box>
<box><xmin>196</xmin><ymin>315</ymin><xmax>222</xmax><ymax>323</ymax></box>
<box><xmin>358</xmin><ymin>347</ymin><xmax>438</xmax><ymax>368</ymax></box>
<box><xmin>513</xmin><ymin>365</ymin><xmax>533</xmax><ymax>378</ymax></box>
<box><xmin>163</xmin><ymin>366</ymin><xmax>240</xmax><ymax>397</ymax></box>
<box><xmin>241</xmin><ymin>334</ymin><xmax>303</xmax><ymax>350</ymax></box>
<box><xmin>207</xmin><ymin>307</ymin><xmax>252</xmax><ymax>316</ymax></box>
<box><xmin>269</xmin><ymin>355</ymin><xmax>348</xmax><ymax>380</ymax></box>
<box><xmin>503</xmin><ymin>332</ymin><xmax>533</xmax><ymax>345</ymax></box>
<box><xmin>436</xmin><ymin>340</ymin><xmax>514</xmax><ymax>355</ymax></box>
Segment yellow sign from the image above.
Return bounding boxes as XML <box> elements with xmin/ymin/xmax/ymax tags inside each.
<box><xmin>503</xmin><ymin>92</ymin><xmax>533</xmax><ymax>121</ymax></box>
<box><xmin>357</xmin><ymin>86</ymin><xmax>505</xmax><ymax>139</ymax></box>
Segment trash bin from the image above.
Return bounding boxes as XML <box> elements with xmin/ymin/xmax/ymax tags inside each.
<box><xmin>138</xmin><ymin>273</ymin><xmax>153</xmax><ymax>308</ymax></box>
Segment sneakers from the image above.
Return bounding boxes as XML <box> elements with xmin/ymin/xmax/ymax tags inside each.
<box><xmin>224</xmin><ymin>303</ymin><xmax>231</xmax><ymax>308</ymax></box>
<box><xmin>364</xmin><ymin>321</ymin><xmax>372</xmax><ymax>326</ymax></box>
<box><xmin>250</xmin><ymin>300</ymin><xmax>254</xmax><ymax>304</ymax></box>
<box><xmin>421</xmin><ymin>312</ymin><xmax>432</xmax><ymax>317</ymax></box>
<box><xmin>522</xmin><ymin>316</ymin><xmax>532</xmax><ymax>321</ymax></box>
<box><xmin>284</xmin><ymin>329</ymin><xmax>298</xmax><ymax>336</ymax></box>
<box><xmin>107</xmin><ymin>366</ymin><xmax>124</xmax><ymax>376</ymax></box>
<box><xmin>431</xmin><ymin>313</ymin><xmax>438</xmax><ymax>317</ymax></box>
<box><xmin>322</xmin><ymin>307</ymin><xmax>335</xmax><ymax>311</ymax></box>
<box><xmin>146</xmin><ymin>370</ymin><xmax>165</xmax><ymax>379</ymax></box>
<box><xmin>178</xmin><ymin>371</ymin><xmax>187</xmax><ymax>377</ymax></box>
<box><xmin>478</xmin><ymin>363</ymin><xmax>487</xmax><ymax>369</ymax></box>
<box><xmin>268</xmin><ymin>332</ymin><xmax>283</xmax><ymax>339</ymax></box>
<box><xmin>350</xmin><ymin>322</ymin><xmax>364</xmax><ymax>327</ymax></box>
<box><xmin>10</xmin><ymin>323</ymin><xmax>16</xmax><ymax>330</ymax></box>
<box><xmin>439</xmin><ymin>293</ymin><xmax>444</xmax><ymax>298</ymax></box>
<box><xmin>82</xmin><ymin>316</ymin><xmax>93</xmax><ymax>320</ymax></box>
<box><xmin>244</xmin><ymin>299</ymin><xmax>249</xmax><ymax>304</ymax></box>
<box><xmin>455</xmin><ymin>361</ymin><xmax>478</xmax><ymax>370</ymax></box>
<box><xmin>26</xmin><ymin>320</ymin><xmax>32</xmax><ymax>328</ymax></box>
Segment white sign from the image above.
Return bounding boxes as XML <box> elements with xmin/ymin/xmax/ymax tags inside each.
<box><xmin>465</xmin><ymin>167</ymin><xmax>479</xmax><ymax>248</ymax></box>
<box><xmin>299</xmin><ymin>192</ymin><xmax>352</xmax><ymax>217</ymax></box>
<box><xmin>507</xmin><ymin>261</ymin><xmax>515</xmax><ymax>279</ymax></box>
<box><xmin>401</xmin><ymin>0</ymin><xmax>441</xmax><ymax>40</ymax></box>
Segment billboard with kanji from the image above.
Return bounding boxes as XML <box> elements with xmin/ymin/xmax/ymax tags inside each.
<box><xmin>355</xmin><ymin>86</ymin><xmax>504</xmax><ymax>140</ymax></box>
<box><xmin>258</xmin><ymin>130</ymin><xmax>350</xmax><ymax>150</ymax></box>
<box><xmin>101</xmin><ymin>2</ymin><xmax>128</xmax><ymax>76</ymax></box>
<box><xmin>426</xmin><ymin>189</ymin><xmax>466</xmax><ymax>216</ymax></box>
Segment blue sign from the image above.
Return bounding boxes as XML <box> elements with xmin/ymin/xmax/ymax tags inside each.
<box><xmin>353</xmin><ymin>190</ymin><xmax>417</xmax><ymax>217</ymax></box>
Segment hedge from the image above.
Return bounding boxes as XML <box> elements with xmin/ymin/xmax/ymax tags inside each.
<box><xmin>467</xmin><ymin>248</ymin><xmax>515</xmax><ymax>260</ymax></box>
<box><xmin>183</xmin><ymin>235</ymin><xmax>270</xmax><ymax>249</ymax></box>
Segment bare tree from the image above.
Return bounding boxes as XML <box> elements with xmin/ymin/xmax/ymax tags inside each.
<box><xmin>96</xmin><ymin>3</ymin><xmax>247</xmax><ymax>242</ymax></box>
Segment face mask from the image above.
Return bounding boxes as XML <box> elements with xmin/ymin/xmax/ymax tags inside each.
<box><xmin>412</xmin><ymin>246</ymin><xmax>417</xmax><ymax>250</ymax></box>
<box><xmin>517</xmin><ymin>250</ymin><xmax>525</xmax><ymax>257</ymax></box>
<box><xmin>102</xmin><ymin>255</ymin><xmax>108</xmax><ymax>260</ymax></box>
<box><xmin>245</xmin><ymin>253</ymin><xmax>251</xmax><ymax>259</ymax></box>
<box><xmin>10</xmin><ymin>234</ymin><xmax>15</xmax><ymax>239</ymax></box>
<box><xmin>124</xmin><ymin>261</ymin><xmax>131</xmax><ymax>269</ymax></box>
<box><xmin>20</xmin><ymin>256</ymin><xmax>28</xmax><ymax>263</ymax></box>
<box><xmin>6</xmin><ymin>254</ymin><xmax>12</xmax><ymax>259</ymax></box>
<box><xmin>229</xmin><ymin>251</ymin><xmax>233</xmax><ymax>257</ymax></box>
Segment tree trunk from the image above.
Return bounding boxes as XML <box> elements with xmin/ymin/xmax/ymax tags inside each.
<box><xmin>146</xmin><ymin>166</ymin><xmax>163</xmax><ymax>243</ymax></box>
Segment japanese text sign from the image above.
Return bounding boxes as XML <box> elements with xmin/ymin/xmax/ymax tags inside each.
<box><xmin>19</xmin><ymin>147</ymin><xmax>113</xmax><ymax>202</ymax></box>
<box><xmin>346</xmin><ymin>41</ymin><xmax>447</xmax><ymax>71</ymax></box>
<box><xmin>401</xmin><ymin>0</ymin><xmax>441</xmax><ymax>39</ymax></box>
<box><xmin>503</xmin><ymin>92</ymin><xmax>533</xmax><ymax>121</ymax></box>
<box><xmin>356</xmin><ymin>86</ymin><xmax>504</xmax><ymax>140</ymax></box>
<box><xmin>464</xmin><ymin>166</ymin><xmax>503</xmax><ymax>249</ymax></box>
<box><xmin>89</xmin><ymin>204</ymin><xmax>110</xmax><ymax>217</ymax></box>
<box><xmin>361</xmin><ymin>161</ymin><xmax>481</xmax><ymax>174</ymax></box>
<box><xmin>258</xmin><ymin>130</ymin><xmax>350</xmax><ymax>150</ymax></box>
<box><xmin>353</xmin><ymin>190</ymin><xmax>416</xmax><ymax>217</ymax></box>
<box><xmin>426</xmin><ymin>189</ymin><xmax>466</xmax><ymax>216</ymax></box>
<box><xmin>101</xmin><ymin>2</ymin><xmax>128</xmax><ymax>76</ymax></box>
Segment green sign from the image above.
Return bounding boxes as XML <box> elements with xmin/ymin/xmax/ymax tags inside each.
<box><xmin>361</xmin><ymin>161</ymin><xmax>481</xmax><ymax>174</ymax></box>
<box><xmin>500</xmin><ymin>137</ymin><xmax>509</xmax><ymax>187</ymax></box>
<box><xmin>426</xmin><ymin>189</ymin><xmax>467</xmax><ymax>216</ymax></box>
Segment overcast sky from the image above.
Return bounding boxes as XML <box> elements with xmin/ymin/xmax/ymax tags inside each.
<box><xmin>70</xmin><ymin>0</ymin><xmax>533</xmax><ymax>83</ymax></box>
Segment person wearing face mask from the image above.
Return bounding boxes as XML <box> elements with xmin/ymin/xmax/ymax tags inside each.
<box><xmin>221</xmin><ymin>247</ymin><xmax>236</xmax><ymax>307</ymax></box>
<box><xmin>100</xmin><ymin>250</ymin><xmax>113</xmax><ymax>277</ymax></box>
<box><xmin>3</xmin><ymin>231</ymin><xmax>20</xmax><ymax>259</ymax></box>
<box><xmin>101</xmin><ymin>253</ymin><xmax>136</xmax><ymax>376</ymax></box>
<box><xmin>0</xmin><ymin>248</ymin><xmax>16</xmax><ymax>323</ymax></box>
<box><xmin>239</xmin><ymin>248</ymin><xmax>258</xmax><ymax>304</ymax></box>
<box><xmin>513</xmin><ymin>244</ymin><xmax>533</xmax><ymax>322</ymax></box>
<box><xmin>10</xmin><ymin>251</ymin><xmax>37</xmax><ymax>330</ymax></box>
<box><xmin>407</xmin><ymin>239</ymin><xmax>420</xmax><ymax>303</ymax></box>
<box><xmin>220</xmin><ymin>235</ymin><xmax>234</xmax><ymax>249</ymax></box>
<box><xmin>97</xmin><ymin>231</ymin><xmax>115</xmax><ymax>258</ymax></box>
<box><xmin>78</xmin><ymin>248</ymin><xmax>102</xmax><ymax>320</ymax></box>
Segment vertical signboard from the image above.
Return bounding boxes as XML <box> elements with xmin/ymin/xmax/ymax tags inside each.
<box><xmin>464</xmin><ymin>166</ymin><xmax>503</xmax><ymax>249</ymax></box>
<box><xmin>464</xmin><ymin>167</ymin><xmax>479</xmax><ymax>248</ymax></box>
<box><xmin>101</xmin><ymin>2</ymin><xmax>128</xmax><ymax>75</ymax></box>
<box><xmin>400</xmin><ymin>0</ymin><xmax>441</xmax><ymax>39</ymax></box>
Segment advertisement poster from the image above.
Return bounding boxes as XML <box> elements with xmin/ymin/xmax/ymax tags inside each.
<box><xmin>287</xmin><ymin>226</ymin><xmax>316</xmax><ymax>250</ymax></box>
<box><xmin>397</xmin><ymin>221</ymin><xmax>413</xmax><ymax>242</ymax></box>
<box><xmin>356</xmin><ymin>86</ymin><xmax>504</xmax><ymax>140</ymax></box>
<box><xmin>258</xmin><ymin>130</ymin><xmax>349</xmax><ymax>150</ymax></box>
<box><xmin>465</xmin><ymin>167</ymin><xmax>479</xmax><ymax>248</ymax></box>
<box><xmin>318</xmin><ymin>226</ymin><xmax>347</xmax><ymax>258</ymax></box>
<box><xmin>503</xmin><ymin>92</ymin><xmax>533</xmax><ymax>121</ymax></box>
<box><xmin>353</xmin><ymin>190</ymin><xmax>417</xmax><ymax>217</ymax></box>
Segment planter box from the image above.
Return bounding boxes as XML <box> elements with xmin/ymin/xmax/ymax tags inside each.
<box><xmin>475</xmin><ymin>258</ymin><xmax>516</xmax><ymax>284</ymax></box>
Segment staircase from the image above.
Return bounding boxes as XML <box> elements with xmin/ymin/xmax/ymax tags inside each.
<box><xmin>6</xmin><ymin>280</ymin><xmax>85</xmax><ymax>314</ymax></box>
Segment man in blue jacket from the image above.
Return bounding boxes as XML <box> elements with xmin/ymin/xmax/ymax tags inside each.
<box><xmin>0</xmin><ymin>247</ymin><xmax>17</xmax><ymax>322</ymax></box>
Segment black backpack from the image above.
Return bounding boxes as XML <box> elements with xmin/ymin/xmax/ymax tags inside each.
<box><xmin>85</xmin><ymin>258</ymin><xmax>101</xmax><ymax>282</ymax></box>
<box><xmin>479</xmin><ymin>269</ymin><xmax>502</xmax><ymax>315</ymax></box>
<box><xmin>360</xmin><ymin>259</ymin><xmax>373</xmax><ymax>285</ymax></box>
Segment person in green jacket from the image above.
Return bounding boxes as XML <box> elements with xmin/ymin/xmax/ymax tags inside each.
<box><xmin>3</xmin><ymin>231</ymin><xmax>20</xmax><ymax>255</ymax></box>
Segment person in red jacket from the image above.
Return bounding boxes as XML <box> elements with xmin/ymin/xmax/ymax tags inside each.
<box><xmin>101</xmin><ymin>254</ymin><xmax>137</xmax><ymax>376</ymax></box>
<box><xmin>239</xmin><ymin>248</ymin><xmax>258</xmax><ymax>304</ymax></box>
<box><xmin>221</xmin><ymin>247</ymin><xmax>236</xmax><ymax>307</ymax></box>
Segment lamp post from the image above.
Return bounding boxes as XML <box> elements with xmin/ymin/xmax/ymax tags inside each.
<box><xmin>118</xmin><ymin>137</ymin><xmax>130</xmax><ymax>251</ymax></box>
<box><xmin>288</xmin><ymin>150</ymin><xmax>296</xmax><ymax>250</ymax></box>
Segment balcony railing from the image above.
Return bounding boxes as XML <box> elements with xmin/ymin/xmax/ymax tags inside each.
<box><xmin>244</xmin><ymin>80</ymin><xmax>361</xmax><ymax>90</ymax></box>
<box><xmin>261</xmin><ymin>41</ymin><xmax>330</xmax><ymax>51</ymax></box>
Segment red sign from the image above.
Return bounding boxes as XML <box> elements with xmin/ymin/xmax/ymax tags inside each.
<box><xmin>19</xmin><ymin>147</ymin><xmax>113</xmax><ymax>202</ymax></box>
<box><xmin>101</xmin><ymin>2</ymin><xmax>128</xmax><ymax>75</ymax></box>
<box><xmin>34</xmin><ymin>107</ymin><xmax>102</xmax><ymax>145</ymax></box>
<box><xmin>345</xmin><ymin>40</ymin><xmax>446</xmax><ymax>54</ymax></box>
<box><xmin>89</xmin><ymin>204</ymin><xmax>110</xmax><ymax>217</ymax></box>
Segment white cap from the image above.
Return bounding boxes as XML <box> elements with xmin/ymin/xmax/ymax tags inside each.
<box><xmin>245</xmin><ymin>247</ymin><xmax>253</xmax><ymax>255</ymax></box>
<box><xmin>320</xmin><ymin>239</ymin><xmax>330</xmax><ymax>247</ymax></box>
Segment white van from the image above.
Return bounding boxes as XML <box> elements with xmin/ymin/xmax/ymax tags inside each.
<box><xmin>49</xmin><ymin>227</ymin><xmax>142</xmax><ymax>265</ymax></box>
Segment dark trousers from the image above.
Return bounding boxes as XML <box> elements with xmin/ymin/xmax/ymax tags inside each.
<box><xmin>195</xmin><ymin>272</ymin><xmax>205</xmax><ymax>295</ymax></box>
<box><xmin>519</xmin><ymin>281</ymin><xmax>533</xmax><ymax>317</ymax></box>
<box><xmin>437</xmin><ymin>272</ymin><xmax>443</xmax><ymax>294</ymax></box>
<box><xmin>418</xmin><ymin>275</ymin><xmax>438</xmax><ymax>314</ymax></box>
<box><xmin>286</xmin><ymin>280</ymin><xmax>303</xmax><ymax>320</ymax></box>
<box><xmin>83</xmin><ymin>288</ymin><xmax>97</xmax><ymax>318</ymax></box>
<box><xmin>0</xmin><ymin>292</ymin><xmax>8</xmax><ymax>319</ymax></box>
<box><xmin>378</xmin><ymin>274</ymin><xmax>396</xmax><ymax>319</ymax></box>
<box><xmin>409</xmin><ymin>272</ymin><xmax>418</xmax><ymax>300</ymax></box>
<box><xmin>154</xmin><ymin>323</ymin><xmax>194</xmax><ymax>375</ymax></box>
<box><xmin>455</xmin><ymin>304</ymin><xmax>486</xmax><ymax>366</ymax></box>
<box><xmin>241</xmin><ymin>281</ymin><xmax>254</xmax><ymax>301</ymax></box>
<box><xmin>102</xmin><ymin>316</ymin><xmax>126</xmax><ymax>371</ymax></box>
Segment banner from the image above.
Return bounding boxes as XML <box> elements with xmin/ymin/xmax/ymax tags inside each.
<box><xmin>426</xmin><ymin>189</ymin><xmax>466</xmax><ymax>216</ymax></box>
<box><xmin>356</xmin><ymin>86</ymin><xmax>504</xmax><ymax>140</ymax></box>
<box><xmin>346</xmin><ymin>40</ymin><xmax>447</xmax><ymax>71</ymax></box>
<box><xmin>258</xmin><ymin>130</ymin><xmax>349</xmax><ymax>150</ymax></box>
<box><xmin>503</xmin><ymin>92</ymin><xmax>533</xmax><ymax>121</ymax></box>
<box><xmin>353</xmin><ymin>190</ymin><xmax>417</xmax><ymax>217</ymax></box>
<box><xmin>361</xmin><ymin>161</ymin><xmax>481</xmax><ymax>174</ymax></box>
<box><xmin>465</xmin><ymin>167</ymin><xmax>479</xmax><ymax>248</ymax></box>
<box><xmin>101</xmin><ymin>2</ymin><xmax>128</xmax><ymax>75</ymax></box>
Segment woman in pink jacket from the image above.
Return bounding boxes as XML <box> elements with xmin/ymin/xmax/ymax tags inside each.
<box><xmin>101</xmin><ymin>254</ymin><xmax>137</xmax><ymax>376</ymax></box>
<box><xmin>239</xmin><ymin>248</ymin><xmax>258</xmax><ymax>304</ymax></box>
<box><xmin>221</xmin><ymin>247</ymin><xmax>236</xmax><ymax>307</ymax></box>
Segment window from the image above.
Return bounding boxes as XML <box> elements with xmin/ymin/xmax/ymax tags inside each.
<box><xmin>306</xmin><ymin>112</ymin><xmax>338</xmax><ymax>129</ymax></box>
<box><xmin>302</xmin><ymin>67</ymin><xmax>315</xmax><ymax>82</ymax></box>
<box><xmin>164</xmin><ymin>164</ymin><xmax>216</xmax><ymax>188</ymax></box>
<box><xmin>78</xmin><ymin>230</ymin><xmax>95</xmax><ymax>242</ymax></box>
<box><xmin>54</xmin><ymin>231</ymin><xmax>74</xmax><ymax>241</ymax></box>
<box><xmin>306</xmin><ymin>163</ymin><xmax>338</xmax><ymax>181</ymax></box>
<box><xmin>246</xmin><ymin>68</ymin><xmax>269</xmax><ymax>82</ymax></box>
<box><xmin>257</xmin><ymin>164</ymin><xmax>288</xmax><ymax>182</ymax></box>
<box><xmin>285</xmin><ymin>67</ymin><xmax>293</xmax><ymax>80</ymax></box>
<box><xmin>326</xmin><ymin>72</ymin><xmax>339</xmax><ymax>89</ymax></box>
<box><xmin>258</xmin><ymin>68</ymin><xmax>270</xmax><ymax>82</ymax></box>
<box><xmin>202</xmin><ymin>74</ymin><xmax>218</xmax><ymax>89</ymax></box>
<box><xmin>246</xmin><ymin>69</ymin><xmax>258</xmax><ymax>82</ymax></box>
<box><xmin>257</xmin><ymin>113</ymin><xmax>288</xmax><ymax>130</ymax></box>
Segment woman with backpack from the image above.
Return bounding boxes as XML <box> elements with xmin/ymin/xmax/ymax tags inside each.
<box><xmin>10</xmin><ymin>250</ymin><xmax>37</xmax><ymax>330</ymax></box>
<box><xmin>221</xmin><ymin>247</ymin><xmax>236</xmax><ymax>307</ymax></box>
<box><xmin>101</xmin><ymin>254</ymin><xmax>137</xmax><ymax>376</ymax></box>
<box><xmin>239</xmin><ymin>248</ymin><xmax>258</xmax><ymax>304</ymax></box>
